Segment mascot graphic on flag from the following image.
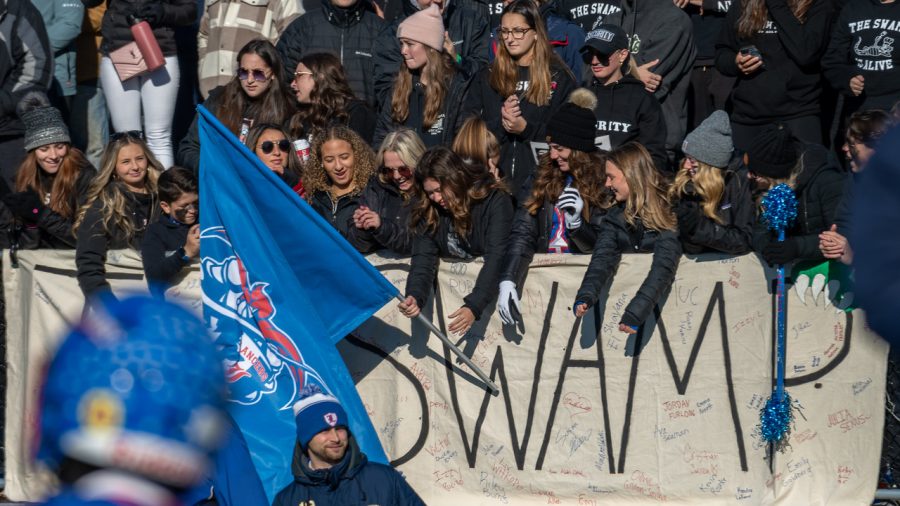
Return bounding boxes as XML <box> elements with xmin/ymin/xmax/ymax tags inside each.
<box><xmin>200</xmin><ymin>226</ymin><xmax>327</xmax><ymax>410</ymax></box>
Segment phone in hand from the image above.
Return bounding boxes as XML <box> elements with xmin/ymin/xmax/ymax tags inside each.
<box><xmin>739</xmin><ymin>45</ymin><xmax>765</xmax><ymax>69</ymax></box>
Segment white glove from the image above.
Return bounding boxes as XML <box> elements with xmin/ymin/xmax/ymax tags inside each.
<box><xmin>556</xmin><ymin>187</ymin><xmax>584</xmax><ymax>229</ymax></box>
<box><xmin>498</xmin><ymin>280</ymin><xmax>521</xmax><ymax>325</ymax></box>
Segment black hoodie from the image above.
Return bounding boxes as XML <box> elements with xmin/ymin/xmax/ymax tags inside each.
<box><xmin>558</xmin><ymin>0</ymin><xmax>622</xmax><ymax>31</ymax></box>
<box><xmin>584</xmin><ymin>75</ymin><xmax>667</xmax><ymax>170</ymax></box>
<box><xmin>715</xmin><ymin>0</ymin><xmax>835</xmax><ymax>125</ymax></box>
<box><xmin>822</xmin><ymin>0</ymin><xmax>900</xmax><ymax>113</ymax></box>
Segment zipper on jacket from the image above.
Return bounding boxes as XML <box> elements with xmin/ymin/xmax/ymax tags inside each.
<box><xmin>340</xmin><ymin>30</ymin><xmax>345</xmax><ymax>63</ymax></box>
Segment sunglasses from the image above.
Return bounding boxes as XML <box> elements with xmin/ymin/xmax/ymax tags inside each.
<box><xmin>258</xmin><ymin>139</ymin><xmax>291</xmax><ymax>154</ymax></box>
<box><xmin>238</xmin><ymin>67</ymin><xmax>270</xmax><ymax>82</ymax></box>
<box><xmin>583</xmin><ymin>52</ymin><xmax>612</xmax><ymax>66</ymax></box>
<box><xmin>381</xmin><ymin>165</ymin><xmax>413</xmax><ymax>179</ymax></box>
<box><xmin>111</xmin><ymin>130</ymin><xmax>143</xmax><ymax>141</ymax></box>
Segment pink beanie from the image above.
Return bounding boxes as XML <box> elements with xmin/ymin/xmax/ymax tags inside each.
<box><xmin>397</xmin><ymin>4</ymin><xmax>445</xmax><ymax>51</ymax></box>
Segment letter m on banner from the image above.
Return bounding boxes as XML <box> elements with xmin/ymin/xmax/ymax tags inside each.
<box><xmin>196</xmin><ymin>106</ymin><xmax>399</xmax><ymax>501</ymax></box>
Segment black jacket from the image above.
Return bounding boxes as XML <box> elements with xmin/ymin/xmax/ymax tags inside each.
<box><xmin>822</xmin><ymin>0</ymin><xmax>900</xmax><ymax>113</ymax></box>
<box><xmin>86</xmin><ymin>0</ymin><xmax>197</xmax><ymax>56</ymax></box>
<box><xmin>715</xmin><ymin>0</ymin><xmax>834</xmax><ymax>125</ymax></box>
<box><xmin>575</xmin><ymin>204</ymin><xmax>681</xmax><ymax>327</ymax></box>
<box><xmin>11</xmin><ymin>164</ymin><xmax>97</xmax><ymax>249</ymax></box>
<box><xmin>374</xmin><ymin>69</ymin><xmax>475</xmax><ymax>148</ymax></box>
<box><xmin>673</xmin><ymin>168</ymin><xmax>754</xmax><ymax>254</ymax></box>
<box><xmin>355</xmin><ymin>178</ymin><xmax>415</xmax><ymax>254</ymax></box>
<box><xmin>557</xmin><ymin>0</ymin><xmax>622</xmax><ymax>31</ymax></box>
<box><xmin>276</xmin><ymin>0</ymin><xmax>385</xmax><ymax>107</ymax></box>
<box><xmin>273</xmin><ymin>436</ymin><xmax>424</xmax><ymax>506</ymax></box>
<box><xmin>500</xmin><ymin>188</ymin><xmax>605</xmax><ymax>285</ymax></box>
<box><xmin>0</xmin><ymin>0</ymin><xmax>52</xmax><ymax>138</ymax></box>
<box><xmin>76</xmin><ymin>190</ymin><xmax>157</xmax><ymax>298</ymax></box>
<box><xmin>465</xmin><ymin>63</ymin><xmax>577</xmax><ymax>193</ymax></box>
<box><xmin>141</xmin><ymin>214</ymin><xmax>191</xmax><ymax>297</ymax></box>
<box><xmin>372</xmin><ymin>0</ymin><xmax>489</xmax><ymax>105</ymax></box>
<box><xmin>751</xmin><ymin>143</ymin><xmax>846</xmax><ymax>263</ymax></box>
<box><xmin>405</xmin><ymin>189</ymin><xmax>513</xmax><ymax>318</ymax></box>
<box><xmin>309</xmin><ymin>188</ymin><xmax>376</xmax><ymax>253</ymax></box>
<box><xmin>292</xmin><ymin>99</ymin><xmax>377</xmax><ymax>146</ymax></box>
<box><xmin>584</xmin><ymin>75</ymin><xmax>667</xmax><ymax>170</ymax></box>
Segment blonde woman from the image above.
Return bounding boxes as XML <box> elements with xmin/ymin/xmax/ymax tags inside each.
<box><xmin>452</xmin><ymin>116</ymin><xmax>501</xmax><ymax>180</ymax></box>
<box><xmin>353</xmin><ymin>129</ymin><xmax>426</xmax><ymax>255</ymax></box>
<box><xmin>465</xmin><ymin>0</ymin><xmax>576</xmax><ymax>192</ymax></box>
<box><xmin>75</xmin><ymin>132</ymin><xmax>162</xmax><ymax>298</ymax></box>
<box><xmin>304</xmin><ymin>125</ymin><xmax>378</xmax><ymax>253</ymax></box>
<box><xmin>374</xmin><ymin>5</ymin><xmax>475</xmax><ymax>148</ymax></box>
<box><xmin>573</xmin><ymin>142</ymin><xmax>681</xmax><ymax>334</ymax></box>
<box><xmin>670</xmin><ymin>110</ymin><xmax>754</xmax><ymax>254</ymax></box>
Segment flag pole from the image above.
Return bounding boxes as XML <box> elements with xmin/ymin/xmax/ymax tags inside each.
<box><xmin>395</xmin><ymin>295</ymin><xmax>500</xmax><ymax>394</ymax></box>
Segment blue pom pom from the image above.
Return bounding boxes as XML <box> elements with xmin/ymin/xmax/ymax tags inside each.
<box><xmin>761</xmin><ymin>183</ymin><xmax>798</xmax><ymax>233</ymax></box>
<box><xmin>759</xmin><ymin>392</ymin><xmax>793</xmax><ymax>449</ymax></box>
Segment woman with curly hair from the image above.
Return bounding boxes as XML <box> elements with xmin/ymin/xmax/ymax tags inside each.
<box><xmin>497</xmin><ymin>89</ymin><xmax>611</xmax><ymax>325</ymax></box>
<box><xmin>352</xmin><ymin>129</ymin><xmax>426</xmax><ymax>255</ymax></box>
<box><xmin>74</xmin><ymin>132</ymin><xmax>162</xmax><ymax>299</ymax></box>
<box><xmin>179</xmin><ymin>39</ymin><xmax>296</xmax><ymax>173</ymax></box>
<box><xmin>465</xmin><ymin>0</ymin><xmax>576</xmax><ymax>192</ymax></box>
<box><xmin>304</xmin><ymin>125</ymin><xmax>378</xmax><ymax>252</ymax></box>
<box><xmin>244</xmin><ymin>124</ymin><xmax>304</xmax><ymax>195</ymax></box>
<box><xmin>374</xmin><ymin>5</ymin><xmax>475</xmax><ymax>148</ymax></box>
<box><xmin>669</xmin><ymin>110</ymin><xmax>754</xmax><ymax>254</ymax></box>
<box><xmin>397</xmin><ymin>146</ymin><xmax>513</xmax><ymax>336</ymax></box>
<box><xmin>288</xmin><ymin>52</ymin><xmax>376</xmax><ymax>144</ymax></box>
<box><xmin>574</xmin><ymin>142</ymin><xmax>681</xmax><ymax>335</ymax></box>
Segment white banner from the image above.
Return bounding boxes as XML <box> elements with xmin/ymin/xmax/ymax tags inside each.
<box><xmin>3</xmin><ymin>250</ymin><xmax>886</xmax><ymax>504</ymax></box>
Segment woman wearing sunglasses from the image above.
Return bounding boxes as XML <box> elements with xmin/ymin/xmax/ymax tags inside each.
<box><xmin>304</xmin><ymin>125</ymin><xmax>378</xmax><ymax>252</ymax></box>
<box><xmin>580</xmin><ymin>24</ymin><xmax>668</xmax><ymax>174</ymax></box>
<box><xmin>465</xmin><ymin>0</ymin><xmax>576</xmax><ymax>194</ymax></box>
<box><xmin>288</xmin><ymin>52</ymin><xmax>376</xmax><ymax>145</ymax></box>
<box><xmin>373</xmin><ymin>5</ymin><xmax>475</xmax><ymax>148</ymax></box>
<box><xmin>352</xmin><ymin>129</ymin><xmax>426</xmax><ymax>255</ymax></box>
<box><xmin>244</xmin><ymin>124</ymin><xmax>304</xmax><ymax>194</ymax></box>
<box><xmin>398</xmin><ymin>146</ymin><xmax>513</xmax><ymax>336</ymax></box>
<box><xmin>178</xmin><ymin>39</ymin><xmax>295</xmax><ymax>174</ymax></box>
<box><xmin>669</xmin><ymin>111</ymin><xmax>754</xmax><ymax>255</ymax></box>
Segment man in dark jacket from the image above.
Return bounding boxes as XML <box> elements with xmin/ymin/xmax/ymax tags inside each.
<box><xmin>0</xmin><ymin>0</ymin><xmax>52</xmax><ymax>187</ymax></box>
<box><xmin>372</xmin><ymin>0</ymin><xmax>489</xmax><ymax>105</ymax></box>
<box><xmin>273</xmin><ymin>391</ymin><xmax>426</xmax><ymax>506</ymax></box>
<box><xmin>277</xmin><ymin>0</ymin><xmax>385</xmax><ymax>108</ymax></box>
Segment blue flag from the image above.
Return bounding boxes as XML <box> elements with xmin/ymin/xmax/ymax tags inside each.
<box><xmin>197</xmin><ymin>106</ymin><xmax>399</xmax><ymax>501</ymax></box>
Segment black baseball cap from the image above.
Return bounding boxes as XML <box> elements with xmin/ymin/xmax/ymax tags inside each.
<box><xmin>580</xmin><ymin>24</ymin><xmax>628</xmax><ymax>57</ymax></box>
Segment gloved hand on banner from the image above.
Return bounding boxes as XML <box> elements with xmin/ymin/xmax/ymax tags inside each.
<box><xmin>556</xmin><ymin>187</ymin><xmax>583</xmax><ymax>229</ymax></box>
<box><xmin>498</xmin><ymin>280</ymin><xmax>521</xmax><ymax>325</ymax></box>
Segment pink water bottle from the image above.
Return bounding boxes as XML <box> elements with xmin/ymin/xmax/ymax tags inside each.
<box><xmin>128</xmin><ymin>15</ymin><xmax>165</xmax><ymax>72</ymax></box>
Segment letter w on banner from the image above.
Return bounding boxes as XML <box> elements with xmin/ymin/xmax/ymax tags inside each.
<box><xmin>196</xmin><ymin>106</ymin><xmax>399</xmax><ymax>501</ymax></box>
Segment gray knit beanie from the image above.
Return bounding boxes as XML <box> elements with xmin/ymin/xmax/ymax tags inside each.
<box><xmin>18</xmin><ymin>92</ymin><xmax>70</xmax><ymax>152</ymax></box>
<box><xmin>681</xmin><ymin>110</ymin><xmax>733</xmax><ymax>168</ymax></box>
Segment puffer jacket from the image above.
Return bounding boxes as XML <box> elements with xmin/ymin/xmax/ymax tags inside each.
<box><xmin>406</xmin><ymin>188</ymin><xmax>513</xmax><ymax>318</ymax></box>
<box><xmin>276</xmin><ymin>0</ymin><xmax>385</xmax><ymax>107</ymax></box>
<box><xmin>273</xmin><ymin>436</ymin><xmax>425</xmax><ymax>506</ymax></box>
<box><xmin>85</xmin><ymin>0</ymin><xmax>197</xmax><ymax>56</ymax></box>
<box><xmin>674</xmin><ymin>168</ymin><xmax>755</xmax><ymax>255</ymax></box>
<box><xmin>751</xmin><ymin>143</ymin><xmax>846</xmax><ymax>263</ymax></box>
<box><xmin>354</xmin><ymin>177</ymin><xmax>415</xmax><ymax>255</ymax></box>
<box><xmin>0</xmin><ymin>0</ymin><xmax>52</xmax><ymax>138</ymax></box>
<box><xmin>309</xmin><ymin>188</ymin><xmax>376</xmax><ymax>253</ymax></box>
<box><xmin>575</xmin><ymin>204</ymin><xmax>681</xmax><ymax>327</ymax></box>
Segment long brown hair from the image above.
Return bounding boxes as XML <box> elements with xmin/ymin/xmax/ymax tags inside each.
<box><xmin>737</xmin><ymin>0</ymin><xmax>814</xmax><ymax>39</ymax></box>
<box><xmin>391</xmin><ymin>47</ymin><xmax>456</xmax><ymax>129</ymax></box>
<box><xmin>244</xmin><ymin>123</ymin><xmax>303</xmax><ymax>178</ymax></box>
<box><xmin>287</xmin><ymin>52</ymin><xmax>357</xmax><ymax>139</ymax></box>
<box><xmin>606</xmin><ymin>143</ymin><xmax>676</xmax><ymax>232</ymax></box>
<box><xmin>452</xmin><ymin>116</ymin><xmax>500</xmax><ymax>166</ymax></box>
<box><xmin>411</xmin><ymin>146</ymin><xmax>507</xmax><ymax>237</ymax></box>
<box><xmin>524</xmin><ymin>150</ymin><xmax>611</xmax><ymax>217</ymax></box>
<box><xmin>670</xmin><ymin>161</ymin><xmax>726</xmax><ymax>225</ymax></box>
<box><xmin>490</xmin><ymin>0</ymin><xmax>566</xmax><ymax>107</ymax></box>
<box><xmin>74</xmin><ymin>135</ymin><xmax>162</xmax><ymax>240</ymax></box>
<box><xmin>303</xmin><ymin>126</ymin><xmax>377</xmax><ymax>199</ymax></box>
<box><xmin>216</xmin><ymin>39</ymin><xmax>296</xmax><ymax>134</ymax></box>
<box><xmin>15</xmin><ymin>144</ymin><xmax>90</xmax><ymax>219</ymax></box>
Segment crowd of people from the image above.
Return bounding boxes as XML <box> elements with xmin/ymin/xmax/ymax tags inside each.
<box><xmin>3</xmin><ymin>0</ymin><xmax>900</xmax><ymax>502</ymax></box>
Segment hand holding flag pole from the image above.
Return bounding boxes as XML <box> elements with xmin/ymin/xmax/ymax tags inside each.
<box><xmin>759</xmin><ymin>183</ymin><xmax>798</xmax><ymax>452</ymax></box>
<box><xmin>396</xmin><ymin>294</ymin><xmax>500</xmax><ymax>394</ymax></box>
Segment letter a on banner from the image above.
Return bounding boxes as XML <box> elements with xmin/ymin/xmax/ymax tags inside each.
<box><xmin>196</xmin><ymin>106</ymin><xmax>399</xmax><ymax>501</ymax></box>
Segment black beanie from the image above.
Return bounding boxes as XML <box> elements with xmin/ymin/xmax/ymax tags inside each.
<box><xmin>747</xmin><ymin>124</ymin><xmax>800</xmax><ymax>179</ymax></box>
<box><xmin>546</xmin><ymin>88</ymin><xmax>598</xmax><ymax>153</ymax></box>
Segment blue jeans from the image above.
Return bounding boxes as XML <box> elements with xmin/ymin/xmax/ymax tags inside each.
<box><xmin>70</xmin><ymin>80</ymin><xmax>109</xmax><ymax>168</ymax></box>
